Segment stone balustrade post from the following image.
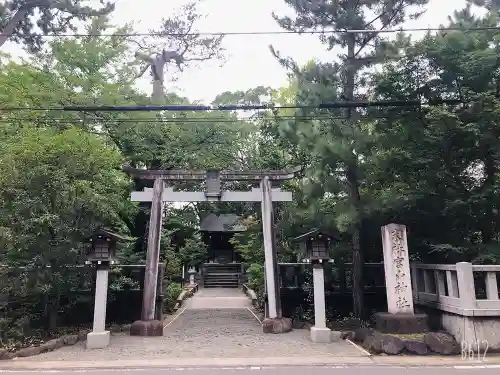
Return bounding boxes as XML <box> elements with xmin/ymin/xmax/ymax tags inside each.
<box><xmin>410</xmin><ymin>262</ymin><xmax>420</xmax><ymax>303</ymax></box>
<box><xmin>455</xmin><ymin>262</ymin><xmax>476</xmax><ymax>311</ymax></box>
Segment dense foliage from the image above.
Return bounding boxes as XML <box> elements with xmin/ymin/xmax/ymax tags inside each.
<box><xmin>1</xmin><ymin>0</ymin><xmax>500</xmax><ymax>344</ymax></box>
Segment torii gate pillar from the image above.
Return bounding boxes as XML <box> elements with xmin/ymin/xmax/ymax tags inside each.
<box><xmin>130</xmin><ymin>178</ymin><xmax>165</xmax><ymax>336</ymax></box>
<box><xmin>260</xmin><ymin>176</ymin><xmax>292</xmax><ymax>333</ymax></box>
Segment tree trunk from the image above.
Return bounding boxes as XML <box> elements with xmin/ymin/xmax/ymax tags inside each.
<box><xmin>347</xmin><ymin>166</ymin><xmax>364</xmax><ymax>318</ymax></box>
<box><xmin>44</xmin><ymin>285</ymin><xmax>60</xmax><ymax>331</ymax></box>
<box><xmin>0</xmin><ymin>8</ymin><xmax>29</xmax><ymax>49</ymax></box>
<box><xmin>481</xmin><ymin>151</ymin><xmax>496</xmax><ymax>243</ymax></box>
<box><xmin>152</xmin><ymin>80</ymin><xmax>164</xmax><ymax>105</ymax></box>
<box><xmin>344</xmin><ymin>33</ymin><xmax>365</xmax><ymax>319</ymax></box>
<box><xmin>151</xmin><ymin>58</ymin><xmax>166</xmax><ymax>106</ymax></box>
<box><xmin>48</xmin><ymin>300</ymin><xmax>58</xmax><ymax>330</ymax></box>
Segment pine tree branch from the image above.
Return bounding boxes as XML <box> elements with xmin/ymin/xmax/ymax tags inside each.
<box><xmin>354</xmin><ymin>0</ymin><xmax>407</xmax><ymax>58</ymax></box>
<box><xmin>0</xmin><ymin>0</ymin><xmax>114</xmax><ymax>50</ymax></box>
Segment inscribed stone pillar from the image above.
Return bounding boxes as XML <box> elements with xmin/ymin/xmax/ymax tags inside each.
<box><xmin>381</xmin><ymin>223</ymin><xmax>414</xmax><ymax>314</ymax></box>
<box><xmin>130</xmin><ymin>178</ymin><xmax>165</xmax><ymax>336</ymax></box>
<box><xmin>375</xmin><ymin>224</ymin><xmax>428</xmax><ymax>334</ymax></box>
<box><xmin>86</xmin><ymin>267</ymin><xmax>110</xmax><ymax>349</ymax></box>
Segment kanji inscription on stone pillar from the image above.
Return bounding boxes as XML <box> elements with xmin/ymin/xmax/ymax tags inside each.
<box><xmin>381</xmin><ymin>223</ymin><xmax>414</xmax><ymax>314</ymax></box>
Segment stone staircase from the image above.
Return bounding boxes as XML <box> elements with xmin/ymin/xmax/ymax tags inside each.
<box><xmin>202</xmin><ymin>264</ymin><xmax>241</xmax><ymax>288</ymax></box>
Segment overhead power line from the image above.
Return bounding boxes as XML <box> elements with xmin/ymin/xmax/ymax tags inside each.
<box><xmin>0</xmin><ymin>113</ymin><xmax>404</xmax><ymax>124</ymax></box>
<box><xmin>2</xmin><ymin>26</ymin><xmax>500</xmax><ymax>38</ymax></box>
<box><xmin>0</xmin><ymin>99</ymin><xmax>462</xmax><ymax>112</ymax></box>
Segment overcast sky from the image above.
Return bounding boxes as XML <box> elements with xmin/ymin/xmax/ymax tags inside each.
<box><xmin>3</xmin><ymin>0</ymin><xmax>477</xmax><ymax>103</ymax></box>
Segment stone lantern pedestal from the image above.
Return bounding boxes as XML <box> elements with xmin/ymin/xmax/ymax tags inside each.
<box><xmin>87</xmin><ymin>265</ymin><xmax>111</xmax><ymax>349</ymax></box>
<box><xmin>310</xmin><ymin>264</ymin><xmax>332</xmax><ymax>343</ymax></box>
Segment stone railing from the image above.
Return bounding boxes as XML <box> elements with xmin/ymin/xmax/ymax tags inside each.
<box><xmin>411</xmin><ymin>262</ymin><xmax>500</xmax><ymax>316</ymax></box>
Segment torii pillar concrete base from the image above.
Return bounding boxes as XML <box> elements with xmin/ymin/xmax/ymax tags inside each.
<box><xmin>262</xmin><ymin>317</ymin><xmax>292</xmax><ymax>334</ymax></box>
<box><xmin>130</xmin><ymin>320</ymin><xmax>164</xmax><ymax>336</ymax></box>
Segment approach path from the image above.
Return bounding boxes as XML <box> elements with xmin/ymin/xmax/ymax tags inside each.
<box><xmin>15</xmin><ymin>288</ymin><xmax>365</xmax><ymax>361</ymax></box>
<box><xmin>183</xmin><ymin>287</ymin><xmax>252</xmax><ymax>309</ymax></box>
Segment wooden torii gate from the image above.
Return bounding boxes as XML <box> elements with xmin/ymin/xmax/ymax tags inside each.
<box><xmin>125</xmin><ymin>167</ymin><xmax>300</xmax><ymax>335</ymax></box>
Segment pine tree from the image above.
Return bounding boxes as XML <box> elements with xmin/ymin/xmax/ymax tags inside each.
<box><xmin>272</xmin><ymin>0</ymin><xmax>429</xmax><ymax>318</ymax></box>
<box><xmin>0</xmin><ymin>0</ymin><xmax>114</xmax><ymax>52</ymax></box>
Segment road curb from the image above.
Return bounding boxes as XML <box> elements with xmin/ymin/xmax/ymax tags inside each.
<box><xmin>0</xmin><ymin>355</ymin><xmax>499</xmax><ymax>370</ymax></box>
<box><xmin>372</xmin><ymin>355</ymin><xmax>500</xmax><ymax>366</ymax></box>
<box><xmin>1</xmin><ymin>357</ymin><xmax>367</xmax><ymax>371</ymax></box>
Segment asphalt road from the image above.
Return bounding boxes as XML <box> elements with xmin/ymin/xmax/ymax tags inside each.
<box><xmin>1</xmin><ymin>366</ymin><xmax>500</xmax><ymax>375</ymax></box>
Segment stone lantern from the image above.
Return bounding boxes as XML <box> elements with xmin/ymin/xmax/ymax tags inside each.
<box><xmin>294</xmin><ymin>228</ymin><xmax>341</xmax><ymax>343</ymax></box>
<box><xmin>294</xmin><ymin>228</ymin><xmax>336</xmax><ymax>264</ymax></box>
<box><xmin>187</xmin><ymin>266</ymin><xmax>197</xmax><ymax>286</ymax></box>
<box><xmin>85</xmin><ymin>228</ymin><xmax>127</xmax><ymax>266</ymax></box>
<box><xmin>85</xmin><ymin>228</ymin><xmax>132</xmax><ymax>349</ymax></box>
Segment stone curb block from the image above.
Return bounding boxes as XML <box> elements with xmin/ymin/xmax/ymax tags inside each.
<box><xmin>241</xmin><ymin>284</ymin><xmax>258</xmax><ymax>307</ymax></box>
<box><xmin>174</xmin><ymin>284</ymin><xmax>199</xmax><ymax>310</ymax></box>
<box><xmin>0</xmin><ymin>323</ymin><xmax>134</xmax><ymax>361</ymax></box>
<box><xmin>0</xmin><ymin>330</ymin><xmax>88</xmax><ymax>361</ymax></box>
<box><xmin>345</xmin><ymin>328</ymin><xmax>462</xmax><ymax>356</ymax></box>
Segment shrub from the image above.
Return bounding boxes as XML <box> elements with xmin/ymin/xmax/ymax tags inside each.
<box><xmin>163</xmin><ymin>282</ymin><xmax>183</xmax><ymax>313</ymax></box>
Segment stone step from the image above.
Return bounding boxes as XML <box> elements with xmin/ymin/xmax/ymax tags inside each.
<box><xmin>203</xmin><ymin>265</ymin><xmax>241</xmax><ymax>270</ymax></box>
<box><xmin>204</xmin><ymin>269</ymin><xmax>241</xmax><ymax>274</ymax></box>
<box><xmin>204</xmin><ymin>281</ymin><xmax>239</xmax><ymax>288</ymax></box>
<box><xmin>204</xmin><ymin>273</ymin><xmax>240</xmax><ymax>278</ymax></box>
<box><xmin>204</xmin><ymin>278</ymin><xmax>239</xmax><ymax>282</ymax></box>
<box><xmin>204</xmin><ymin>286</ymin><xmax>239</xmax><ymax>289</ymax></box>
<box><xmin>204</xmin><ymin>279</ymin><xmax>239</xmax><ymax>285</ymax></box>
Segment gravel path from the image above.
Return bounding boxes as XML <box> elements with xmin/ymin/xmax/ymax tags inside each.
<box><xmin>21</xmin><ymin>309</ymin><xmax>365</xmax><ymax>360</ymax></box>
<box><xmin>184</xmin><ymin>287</ymin><xmax>252</xmax><ymax>309</ymax></box>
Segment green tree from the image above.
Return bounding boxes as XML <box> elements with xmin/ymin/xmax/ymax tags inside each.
<box><xmin>0</xmin><ymin>0</ymin><xmax>114</xmax><ymax>52</ymax></box>
<box><xmin>178</xmin><ymin>235</ymin><xmax>208</xmax><ymax>266</ymax></box>
<box><xmin>272</xmin><ymin>0</ymin><xmax>429</xmax><ymax>317</ymax></box>
<box><xmin>231</xmin><ymin>216</ymin><xmax>265</xmax><ymax>302</ymax></box>
<box><xmin>370</xmin><ymin>5</ymin><xmax>500</xmax><ymax>262</ymax></box>
<box><xmin>133</xmin><ymin>0</ymin><xmax>224</xmax><ymax>102</ymax></box>
<box><xmin>0</xmin><ymin>127</ymin><xmax>127</xmax><ymax>330</ymax></box>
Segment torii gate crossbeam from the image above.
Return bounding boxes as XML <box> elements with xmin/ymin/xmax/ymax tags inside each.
<box><xmin>131</xmin><ymin>187</ymin><xmax>292</xmax><ymax>202</ymax></box>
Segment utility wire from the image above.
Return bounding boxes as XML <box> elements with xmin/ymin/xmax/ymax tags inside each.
<box><xmin>0</xmin><ymin>114</ymin><xmax>399</xmax><ymax>124</ymax></box>
<box><xmin>0</xmin><ymin>99</ymin><xmax>461</xmax><ymax>112</ymax></box>
<box><xmin>0</xmin><ymin>117</ymin><xmax>307</xmax><ymax>124</ymax></box>
<box><xmin>2</xmin><ymin>26</ymin><xmax>500</xmax><ymax>38</ymax></box>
